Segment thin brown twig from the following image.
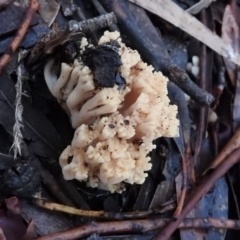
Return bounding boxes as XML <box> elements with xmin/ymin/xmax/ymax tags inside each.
<box><xmin>170</xmin><ymin>88</ymin><xmax>192</xmax><ymax>217</ymax></box>
<box><xmin>173</xmin><ymin>150</ymin><xmax>188</xmax><ymax>217</ymax></box>
<box><xmin>35</xmin><ymin>199</ymin><xmax>175</xmax><ymax>220</ymax></box>
<box><xmin>193</xmin><ymin>8</ymin><xmax>213</xmax><ymax>169</ymax></box>
<box><xmin>204</xmin><ymin>126</ymin><xmax>240</xmax><ymax>174</ymax></box>
<box><xmin>0</xmin><ymin>0</ymin><xmax>39</xmax><ymax>75</ymax></box>
<box><xmin>35</xmin><ymin>217</ymin><xmax>240</xmax><ymax>240</ymax></box>
<box><xmin>153</xmin><ymin>148</ymin><xmax>240</xmax><ymax>240</ymax></box>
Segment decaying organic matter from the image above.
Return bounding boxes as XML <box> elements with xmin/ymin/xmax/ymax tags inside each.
<box><xmin>1</xmin><ymin>162</ymin><xmax>41</xmax><ymax>197</ymax></box>
<box><xmin>81</xmin><ymin>40</ymin><xmax>122</xmax><ymax>88</ymax></box>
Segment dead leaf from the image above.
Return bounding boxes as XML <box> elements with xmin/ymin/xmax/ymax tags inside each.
<box><xmin>22</xmin><ymin>219</ymin><xmax>38</xmax><ymax>240</ymax></box>
<box><xmin>0</xmin><ymin>209</ymin><xmax>26</xmax><ymax>240</ymax></box>
<box><xmin>128</xmin><ymin>0</ymin><xmax>240</xmax><ymax>66</ymax></box>
<box><xmin>186</xmin><ymin>0</ymin><xmax>216</xmax><ymax>15</ymax></box>
<box><xmin>38</xmin><ymin>0</ymin><xmax>60</xmax><ymax>26</ymax></box>
<box><xmin>222</xmin><ymin>5</ymin><xmax>239</xmax><ymax>87</ymax></box>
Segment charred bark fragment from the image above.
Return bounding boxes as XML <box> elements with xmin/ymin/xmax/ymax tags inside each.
<box><xmin>81</xmin><ymin>41</ymin><xmax>122</xmax><ymax>88</ymax></box>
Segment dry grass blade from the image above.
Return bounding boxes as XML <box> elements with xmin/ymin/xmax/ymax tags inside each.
<box><xmin>128</xmin><ymin>0</ymin><xmax>240</xmax><ymax>66</ymax></box>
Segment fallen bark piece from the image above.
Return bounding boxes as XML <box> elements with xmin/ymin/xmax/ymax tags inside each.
<box><xmin>128</xmin><ymin>0</ymin><xmax>240</xmax><ymax>66</ymax></box>
<box><xmin>35</xmin><ymin>217</ymin><xmax>240</xmax><ymax>240</ymax></box>
<box><xmin>0</xmin><ymin>0</ymin><xmax>39</xmax><ymax>75</ymax></box>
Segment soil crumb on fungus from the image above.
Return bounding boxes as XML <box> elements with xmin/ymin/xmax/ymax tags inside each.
<box><xmin>44</xmin><ymin>31</ymin><xmax>179</xmax><ymax>193</ymax></box>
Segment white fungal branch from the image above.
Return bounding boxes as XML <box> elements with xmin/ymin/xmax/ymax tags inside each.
<box><xmin>44</xmin><ymin>31</ymin><xmax>179</xmax><ymax>193</ymax></box>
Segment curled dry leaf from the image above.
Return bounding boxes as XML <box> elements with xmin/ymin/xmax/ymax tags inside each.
<box><xmin>222</xmin><ymin>5</ymin><xmax>239</xmax><ymax>87</ymax></box>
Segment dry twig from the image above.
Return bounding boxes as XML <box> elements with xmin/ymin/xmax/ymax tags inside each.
<box><xmin>173</xmin><ymin>150</ymin><xmax>189</xmax><ymax>217</ymax></box>
<box><xmin>35</xmin><ymin>217</ymin><xmax>240</xmax><ymax>240</ymax></box>
<box><xmin>35</xmin><ymin>199</ymin><xmax>174</xmax><ymax>220</ymax></box>
<box><xmin>27</xmin><ymin>12</ymin><xmax>117</xmax><ymax>65</ymax></box>
<box><xmin>91</xmin><ymin>0</ymin><xmax>119</xmax><ymax>31</ymax></box>
<box><xmin>203</xmin><ymin>126</ymin><xmax>240</xmax><ymax>173</ymax></box>
<box><xmin>153</xmin><ymin>148</ymin><xmax>240</xmax><ymax>240</ymax></box>
<box><xmin>68</xmin><ymin>12</ymin><xmax>117</xmax><ymax>33</ymax></box>
<box><xmin>0</xmin><ymin>0</ymin><xmax>39</xmax><ymax>75</ymax></box>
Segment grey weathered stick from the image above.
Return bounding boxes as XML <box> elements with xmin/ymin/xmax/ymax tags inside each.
<box><xmin>69</xmin><ymin>12</ymin><xmax>117</xmax><ymax>33</ymax></box>
<box><xmin>167</xmin><ymin>64</ymin><xmax>214</xmax><ymax>104</ymax></box>
<box><xmin>91</xmin><ymin>0</ymin><xmax>119</xmax><ymax>32</ymax></box>
<box><xmin>27</xmin><ymin>12</ymin><xmax>117</xmax><ymax>66</ymax></box>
